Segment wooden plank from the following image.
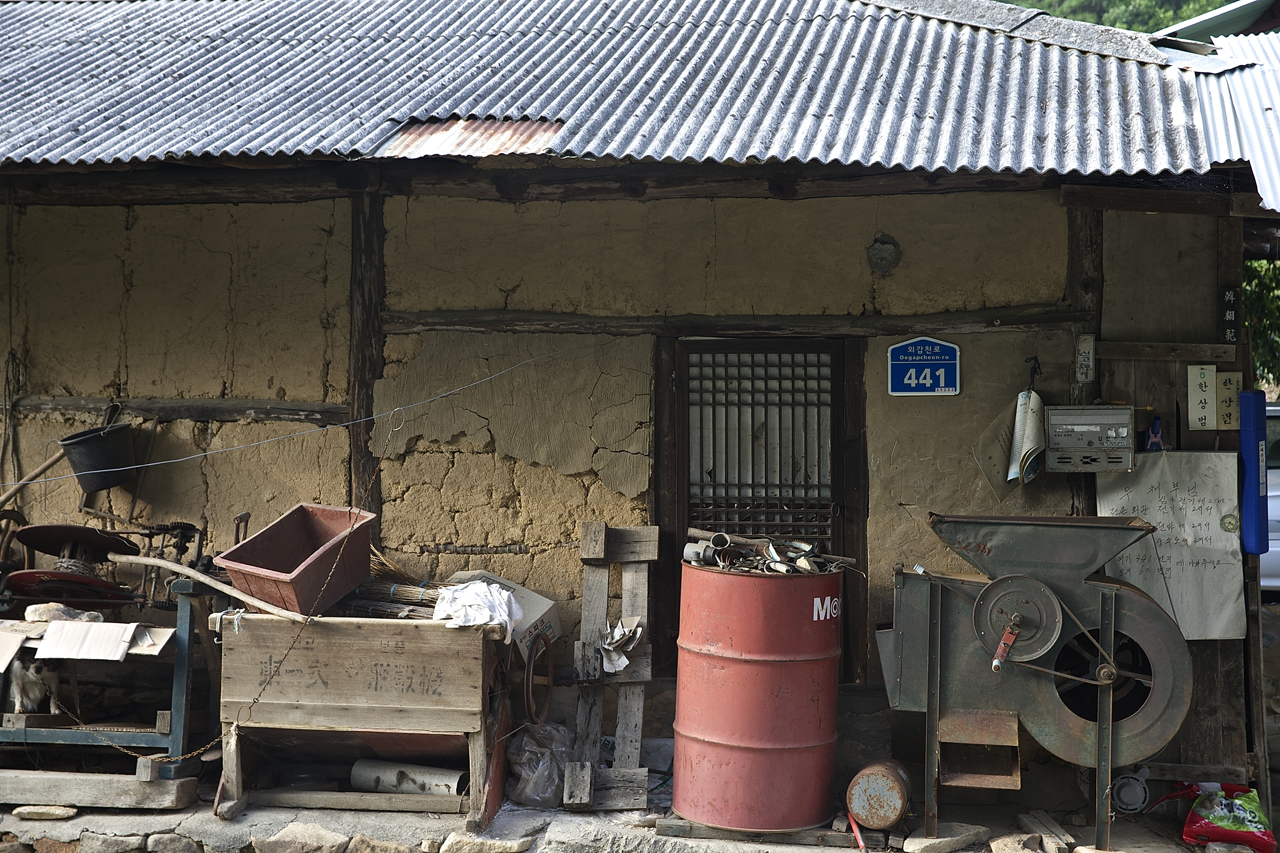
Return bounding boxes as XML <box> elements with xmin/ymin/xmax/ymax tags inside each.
<box><xmin>349</xmin><ymin>188</ymin><xmax>386</xmax><ymax>517</ymax></box>
<box><xmin>135</xmin><ymin>755</ymin><xmax>162</xmax><ymax>782</ymax></box>
<box><xmin>1094</xmin><ymin>341</ymin><xmax>1238</xmax><ymax>362</ymax></box>
<box><xmin>1244</xmin><ymin>559</ymin><xmax>1272</xmax><ymax>820</ymax></box>
<box><xmin>1139</xmin><ymin>762</ymin><xmax>1248</xmax><ymax>783</ymax></box>
<box><xmin>382</xmin><ymin>305</ymin><xmax>1088</xmax><ymax>339</ymax></box>
<box><xmin>249</xmin><ymin>790</ymin><xmax>467</xmax><ymax>812</ymax></box>
<box><xmin>572</xmin><ymin>686</ymin><xmax>604</xmax><ymax>765</ymax></box>
<box><xmin>0</xmin><ymin>770</ymin><xmax>196</xmax><ymax>809</ymax></box>
<box><xmin>1179</xmin><ymin>640</ymin><xmax>1249</xmax><ymax>769</ymax></box>
<box><xmin>592</xmin><ymin>767</ymin><xmax>648</xmax><ymax>810</ymax></box>
<box><xmin>2</xmin><ymin>713</ymin><xmax>75</xmax><ymax>729</ymax></box>
<box><xmin>613</xmin><ymin>683</ymin><xmax>645</xmax><ymax>769</ymax></box>
<box><xmin>563</xmin><ymin>762</ymin><xmax>595</xmax><ymax>811</ymax></box>
<box><xmin>605</xmin><ymin>526</ymin><xmax>659</xmax><ymax>564</ymax></box>
<box><xmin>1030</xmin><ymin>809</ymin><xmax>1077</xmax><ymax>850</ymax></box>
<box><xmin>1060</xmin><ymin>185</ymin><xmax>1230</xmax><ymax>216</ymax></box>
<box><xmin>219</xmin><ymin>616</ymin><xmax>485</xmax><ymax>730</ymax></box>
<box><xmin>579</xmin><ymin>522</ymin><xmax>608</xmax><ymax>564</ymax></box>
<box><xmin>1231</xmin><ymin>193</ymin><xmax>1280</xmax><ymax>220</ymax></box>
<box><xmin>620</xmin><ymin>562</ymin><xmax>649</xmax><ymax>626</ymax></box>
<box><xmin>656</xmin><ymin>818</ymin><xmax>888</xmax><ymax>848</ymax></box>
<box><xmin>600</xmin><ymin>643</ymin><xmax>652</xmax><ymax>684</ymax></box>
<box><xmin>216</xmin><ymin>723</ymin><xmax>245</xmax><ymax>819</ymax></box>
<box><xmin>13</xmin><ymin>394</ymin><xmax>348</xmax><ymax>425</ymax></box>
<box><xmin>1017</xmin><ymin>814</ymin><xmax>1066</xmax><ymax>853</ymax></box>
<box><xmin>465</xmin><ymin>728</ymin><xmax>487</xmax><ymax>831</ymax></box>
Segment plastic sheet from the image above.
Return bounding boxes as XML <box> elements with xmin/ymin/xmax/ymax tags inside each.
<box><xmin>505</xmin><ymin>722</ymin><xmax>574</xmax><ymax>808</ymax></box>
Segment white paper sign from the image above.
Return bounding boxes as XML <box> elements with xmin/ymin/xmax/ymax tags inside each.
<box><xmin>1217</xmin><ymin>371</ymin><xmax>1243</xmax><ymax>430</ymax></box>
<box><xmin>1188</xmin><ymin>365</ymin><xmax>1218</xmax><ymax>431</ymax></box>
<box><xmin>1098</xmin><ymin>452</ymin><xmax>1245</xmax><ymax>640</ymax></box>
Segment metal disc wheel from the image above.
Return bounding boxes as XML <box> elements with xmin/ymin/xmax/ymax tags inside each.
<box><xmin>972</xmin><ymin>574</ymin><xmax>1063</xmax><ymax>662</ymax></box>
<box><xmin>1018</xmin><ymin>578</ymin><xmax>1193</xmax><ymax>768</ymax></box>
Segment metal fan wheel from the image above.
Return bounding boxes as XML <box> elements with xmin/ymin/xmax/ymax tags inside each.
<box><xmin>1018</xmin><ymin>577</ymin><xmax>1193</xmax><ymax>768</ymax></box>
<box><xmin>972</xmin><ymin>574</ymin><xmax>1063</xmax><ymax>662</ymax></box>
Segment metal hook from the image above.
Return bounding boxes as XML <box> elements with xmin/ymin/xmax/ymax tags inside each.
<box><xmin>1025</xmin><ymin>355</ymin><xmax>1042</xmax><ymax>391</ymax></box>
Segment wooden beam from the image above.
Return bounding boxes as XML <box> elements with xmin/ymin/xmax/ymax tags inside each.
<box><xmin>652</xmin><ymin>338</ymin><xmax>686</xmax><ymax>679</ymax></box>
<box><xmin>1065</xmin><ymin>207</ymin><xmax>1103</xmax><ymax>516</ymax></box>
<box><xmin>349</xmin><ymin>189</ymin><xmax>386</xmax><ymax>522</ymax></box>
<box><xmin>1139</xmin><ymin>761</ymin><xmax>1247</xmax><ymax>784</ymax></box>
<box><xmin>382</xmin><ymin>306</ymin><xmax>1087</xmax><ymax>339</ymax></box>
<box><xmin>0</xmin><ymin>769</ymin><xmax>196</xmax><ymax>809</ymax></box>
<box><xmin>1094</xmin><ymin>341</ymin><xmax>1237</xmax><ymax>362</ymax></box>
<box><xmin>1060</xmin><ymin>185</ymin><xmax>1230</xmax><ymax>216</ymax></box>
<box><xmin>249</xmin><ymin>790</ymin><xmax>467</xmax><ymax>812</ymax></box>
<box><xmin>1</xmin><ymin>161</ymin><xmax>1060</xmax><ymax>206</ymax></box>
<box><xmin>1231</xmin><ymin>193</ymin><xmax>1280</xmax><ymax>220</ymax></box>
<box><xmin>13</xmin><ymin>394</ymin><xmax>348</xmax><ymax>424</ymax></box>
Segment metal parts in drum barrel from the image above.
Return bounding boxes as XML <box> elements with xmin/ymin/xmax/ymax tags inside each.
<box><xmin>673</xmin><ymin>561</ymin><xmax>843</xmax><ymax>832</ymax></box>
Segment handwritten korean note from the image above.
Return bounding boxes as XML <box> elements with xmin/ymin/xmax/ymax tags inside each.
<box><xmin>1097</xmin><ymin>451</ymin><xmax>1245</xmax><ymax>640</ymax></box>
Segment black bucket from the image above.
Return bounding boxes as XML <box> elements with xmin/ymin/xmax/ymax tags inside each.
<box><xmin>58</xmin><ymin>422</ymin><xmax>136</xmax><ymax>493</ymax></box>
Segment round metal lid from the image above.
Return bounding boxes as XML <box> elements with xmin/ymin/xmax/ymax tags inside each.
<box><xmin>972</xmin><ymin>574</ymin><xmax>1063</xmax><ymax>662</ymax></box>
<box><xmin>14</xmin><ymin>525</ymin><xmax>140</xmax><ymax>560</ymax></box>
<box><xmin>4</xmin><ymin>570</ymin><xmax>137</xmax><ymax>608</ymax></box>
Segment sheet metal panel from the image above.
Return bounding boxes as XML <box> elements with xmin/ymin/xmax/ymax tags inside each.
<box><xmin>0</xmin><ymin>0</ymin><xmax>1213</xmax><ymax>176</ymax></box>
<box><xmin>1214</xmin><ymin>35</ymin><xmax>1280</xmax><ymax>210</ymax></box>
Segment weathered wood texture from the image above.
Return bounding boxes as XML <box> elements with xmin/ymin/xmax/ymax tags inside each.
<box><xmin>349</xmin><ymin>190</ymin><xmax>386</xmax><ymax>522</ymax></box>
<box><xmin>1177</xmin><ymin>640</ymin><xmax>1249</xmax><ymax>769</ymax></box>
<box><xmin>652</xmin><ymin>338</ymin><xmax>686</xmax><ymax>677</ymax></box>
<box><xmin>249</xmin><ymin>790</ymin><xmax>467</xmax><ymax>812</ymax></box>
<box><xmin>1140</xmin><ymin>762</ymin><xmax>1247</xmax><ymax>784</ymax></box>
<box><xmin>1093</xmin><ymin>342</ymin><xmax>1237</xmax><ymax>362</ymax></box>
<box><xmin>382</xmin><ymin>305</ymin><xmax>1086</xmax><ymax>339</ymax></box>
<box><xmin>13</xmin><ymin>395</ymin><xmax>348</xmax><ymax>424</ymax></box>
<box><xmin>0</xmin><ymin>770</ymin><xmax>197</xmax><ymax>809</ymax></box>
<box><xmin>1066</xmin><ymin>207</ymin><xmax>1103</xmax><ymax>516</ymax></box>
<box><xmin>219</xmin><ymin>616</ymin><xmax>485</xmax><ymax>732</ymax></box>
<box><xmin>1060</xmin><ymin>185</ymin><xmax>1232</xmax><ymax>216</ymax></box>
<box><xmin>838</xmin><ymin>338</ymin><xmax>869</xmax><ymax>683</ymax></box>
<box><xmin>590</xmin><ymin>767</ymin><xmax>648</xmax><ymax>810</ymax></box>
<box><xmin>2</xmin><ymin>161</ymin><xmax>1061</xmax><ymax>205</ymax></box>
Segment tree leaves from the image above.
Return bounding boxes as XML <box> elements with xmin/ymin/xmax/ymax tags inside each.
<box><xmin>1244</xmin><ymin>260</ymin><xmax>1280</xmax><ymax>386</ymax></box>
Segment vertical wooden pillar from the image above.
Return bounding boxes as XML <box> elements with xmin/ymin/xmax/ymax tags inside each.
<box><xmin>349</xmin><ymin>189</ymin><xmax>386</xmax><ymax>523</ymax></box>
<box><xmin>838</xmin><ymin>338</ymin><xmax>869</xmax><ymax>683</ymax></box>
<box><xmin>1066</xmin><ymin>207</ymin><xmax>1104</xmax><ymax>515</ymax></box>
<box><xmin>652</xmin><ymin>337</ymin><xmax>686</xmax><ymax>677</ymax></box>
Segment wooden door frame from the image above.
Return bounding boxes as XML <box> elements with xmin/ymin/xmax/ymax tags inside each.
<box><xmin>651</xmin><ymin>336</ymin><xmax>868</xmax><ymax>682</ymax></box>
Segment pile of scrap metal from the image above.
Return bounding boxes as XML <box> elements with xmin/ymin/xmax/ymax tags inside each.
<box><xmin>683</xmin><ymin>527</ymin><xmax>854</xmax><ymax>574</ymax></box>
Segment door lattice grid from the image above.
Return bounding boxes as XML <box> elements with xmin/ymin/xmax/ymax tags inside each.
<box><xmin>688</xmin><ymin>349</ymin><xmax>833</xmax><ymax>546</ymax></box>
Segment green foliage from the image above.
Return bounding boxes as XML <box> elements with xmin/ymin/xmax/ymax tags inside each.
<box><xmin>1245</xmin><ymin>261</ymin><xmax>1280</xmax><ymax>386</ymax></box>
<box><xmin>1008</xmin><ymin>0</ymin><xmax>1227</xmax><ymax>30</ymax></box>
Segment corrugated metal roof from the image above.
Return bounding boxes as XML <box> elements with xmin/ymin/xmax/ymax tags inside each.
<box><xmin>1211</xmin><ymin>33</ymin><xmax>1280</xmax><ymax>210</ymax></box>
<box><xmin>1156</xmin><ymin>0</ymin><xmax>1277</xmax><ymax>43</ymax></box>
<box><xmin>0</xmin><ymin>0</ymin><xmax>1222</xmax><ymax>176</ymax></box>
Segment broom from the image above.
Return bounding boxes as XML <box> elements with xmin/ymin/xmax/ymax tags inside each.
<box><xmin>364</xmin><ymin>546</ymin><xmax>447</xmax><ymax>605</ymax></box>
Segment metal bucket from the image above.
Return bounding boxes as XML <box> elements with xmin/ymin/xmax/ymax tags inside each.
<box><xmin>673</xmin><ymin>561</ymin><xmax>842</xmax><ymax>832</ymax></box>
<box><xmin>58</xmin><ymin>422</ymin><xmax>135</xmax><ymax>493</ymax></box>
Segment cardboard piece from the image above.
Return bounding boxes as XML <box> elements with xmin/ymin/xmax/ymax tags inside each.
<box><xmin>0</xmin><ymin>632</ymin><xmax>27</xmax><ymax>673</ymax></box>
<box><xmin>32</xmin><ymin>622</ymin><xmax>176</xmax><ymax>661</ymax></box>
<box><xmin>446</xmin><ymin>570</ymin><xmax>562</xmax><ymax>661</ymax></box>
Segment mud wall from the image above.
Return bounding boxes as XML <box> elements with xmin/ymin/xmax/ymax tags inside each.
<box><xmin>5</xmin><ymin>201</ymin><xmax>350</xmax><ymax>550</ymax></box>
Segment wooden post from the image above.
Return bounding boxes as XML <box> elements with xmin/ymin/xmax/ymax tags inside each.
<box><xmin>1065</xmin><ymin>207</ymin><xmax>1103</xmax><ymax>516</ymax></box>
<box><xmin>350</xmin><ymin>188</ymin><xmax>386</xmax><ymax>523</ymax></box>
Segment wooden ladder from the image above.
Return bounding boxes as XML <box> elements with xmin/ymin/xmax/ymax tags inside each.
<box><xmin>562</xmin><ymin>522</ymin><xmax>657</xmax><ymax>811</ymax></box>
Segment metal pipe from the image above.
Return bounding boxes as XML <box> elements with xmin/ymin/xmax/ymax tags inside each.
<box><xmin>0</xmin><ymin>449</ymin><xmax>66</xmax><ymax>508</ymax></box>
<box><xmin>106</xmin><ymin>552</ymin><xmax>313</xmax><ymax>625</ymax></box>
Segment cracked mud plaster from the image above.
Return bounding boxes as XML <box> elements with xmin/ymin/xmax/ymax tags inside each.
<box><xmin>862</xmin><ymin>330</ymin><xmax>1074</xmax><ymax>680</ymax></box>
<box><xmin>372</xmin><ymin>332</ymin><xmax>652</xmax><ymax>499</ymax></box>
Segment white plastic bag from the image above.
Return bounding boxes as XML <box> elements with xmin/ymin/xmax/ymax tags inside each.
<box><xmin>506</xmin><ymin>722</ymin><xmax>574</xmax><ymax>808</ymax></box>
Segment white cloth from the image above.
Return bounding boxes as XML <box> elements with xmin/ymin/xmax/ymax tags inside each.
<box><xmin>432</xmin><ymin>580</ymin><xmax>524</xmax><ymax>643</ymax></box>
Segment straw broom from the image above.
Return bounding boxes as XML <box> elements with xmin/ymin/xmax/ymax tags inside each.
<box><xmin>365</xmin><ymin>546</ymin><xmax>447</xmax><ymax>605</ymax></box>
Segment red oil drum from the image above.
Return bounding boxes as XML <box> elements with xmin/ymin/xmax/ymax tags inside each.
<box><xmin>673</xmin><ymin>561</ymin><xmax>843</xmax><ymax>832</ymax></box>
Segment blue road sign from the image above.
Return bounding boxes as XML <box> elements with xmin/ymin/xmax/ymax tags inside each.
<box><xmin>888</xmin><ymin>337</ymin><xmax>960</xmax><ymax>396</ymax></box>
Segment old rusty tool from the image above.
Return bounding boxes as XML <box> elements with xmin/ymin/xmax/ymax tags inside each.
<box><xmin>991</xmin><ymin>615</ymin><xmax>1021</xmax><ymax>673</ymax></box>
<box><xmin>878</xmin><ymin>514</ymin><xmax>1192</xmax><ymax>851</ymax></box>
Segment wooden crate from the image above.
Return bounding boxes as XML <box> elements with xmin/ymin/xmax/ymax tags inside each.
<box><xmin>216</xmin><ymin>614</ymin><xmax>506</xmax><ymax>830</ymax></box>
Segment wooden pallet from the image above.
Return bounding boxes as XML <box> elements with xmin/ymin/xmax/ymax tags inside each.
<box><xmin>656</xmin><ymin>818</ymin><xmax>888</xmax><ymax>849</ymax></box>
<box><xmin>563</xmin><ymin>522</ymin><xmax>657</xmax><ymax>811</ymax></box>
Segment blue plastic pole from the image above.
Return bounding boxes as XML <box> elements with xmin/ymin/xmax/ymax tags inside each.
<box><xmin>1241</xmin><ymin>390</ymin><xmax>1268</xmax><ymax>555</ymax></box>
